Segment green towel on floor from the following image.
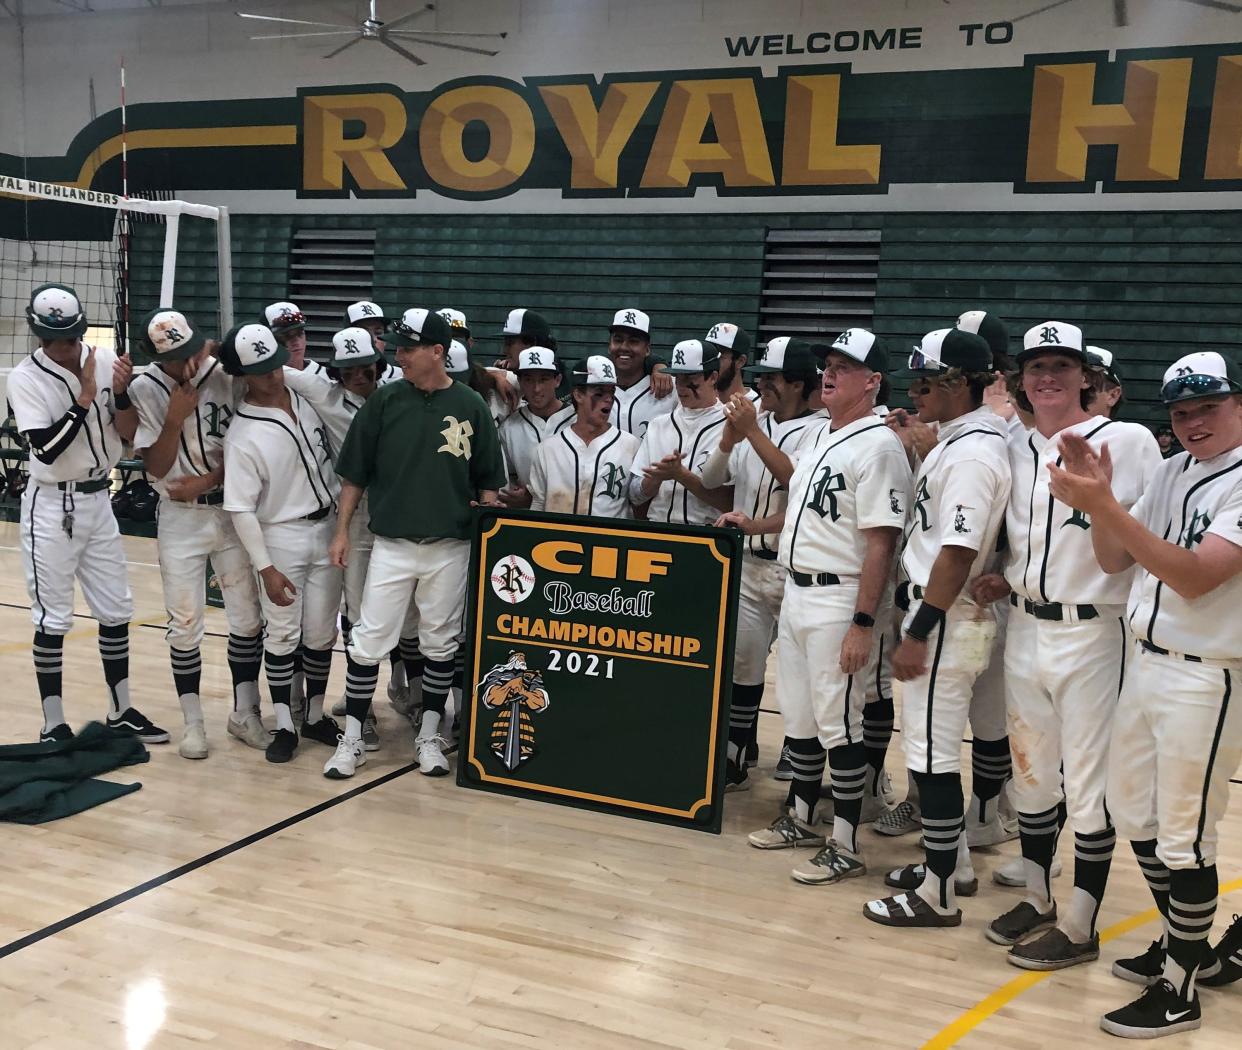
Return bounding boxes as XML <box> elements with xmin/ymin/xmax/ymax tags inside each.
<box><xmin>0</xmin><ymin>721</ymin><xmax>149</xmax><ymax>823</ymax></box>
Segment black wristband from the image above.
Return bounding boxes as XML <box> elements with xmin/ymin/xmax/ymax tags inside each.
<box><xmin>906</xmin><ymin>601</ymin><xmax>946</xmax><ymax>642</ymax></box>
<box><xmin>114</xmin><ymin>390</ymin><xmax>132</xmax><ymax>410</ymax></box>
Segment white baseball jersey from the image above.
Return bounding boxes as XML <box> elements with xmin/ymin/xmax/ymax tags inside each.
<box><xmin>631</xmin><ymin>402</ymin><xmax>726</xmax><ymax>525</ymax></box>
<box><xmin>717</xmin><ymin>410</ymin><xmax>828</xmax><ymax>557</ymax></box>
<box><xmin>499</xmin><ymin>403</ymin><xmax>575</xmax><ymax>487</ymax></box>
<box><xmin>7</xmin><ymin>344</ymin><xmax>124</xmax><ymax>484</ymax></box>
<box><xmin>281</xmin><ymin>365</ymin><xmax>365</xmax><ymax>454</ymax></box>
<box><xmin>298</xmin><ymin>358</ymin><xmax>329</xmax><ymax>378</ymax></box>
<box><xmin>1127</xmin><ymin>446</ymin><xmax>1242</xmax><ymax>660</ymax></box>
<box><xmin>379</xmin><ymin>361</ymin><xmax>402</xmax><ymax>384</ymax></box>
<box><xmin>1005</xmin><ymin>417</ymin><xmax>1161</xmax><ymax>605</ymax></box>
<box><xmin>223</xmin><ymin>390</ymin><xmax>339</xmax><ymax>524</ymax></box>
<box><xmin>901</xmin><ymin>407</ymin><xmax>1011</xmax><ymax>590</ymax></box>
<box><xmin>779</xmin><ymin>415</ymin><xmax>911</xmax><ymax>575</ymax></box>
<box><xmin>531</xmin><ymin>424</ymin><xmax>641</xmax><ymax>518</ymax></box>
<box><xmin>610</xmin><ymin>375</ymin><xmax>674</xmax><ymax>438</ymax></box>
<box><xmin>130</xmin><ymin>357</ymin><xmax>243</xmax><ymax>499</ymax></box>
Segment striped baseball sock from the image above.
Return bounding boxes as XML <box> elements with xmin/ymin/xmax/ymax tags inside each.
<box><xmin>33</xmin><ymin>631</ymin><xmax>66</xmax><ymax>732</ymax></box>
<box><xmin>783</xmin><ymin>736</ymin><xmax>826</xmax><ymax>825</ymax></box>
<box><xmin>969</xmin><ymin>736</ymin><xmax>1011</xmax><ymax>824</ymax></box>
<box><xmin>301</xmin><ymin>647</ymin><xmax>333</xmax><ymax>725</ymax></box>
<box><xmin>399</xmin><ymin>635</ymin><xmax>424</xmax><ymax>687</ymax></box>
<box><xmin>98</xmin><ymin>623</ymin><xmax>131</xmax><ymax>716</ymax></box>
<box><xmin>227</xmin><ymin>632</ymin><xmax>263</xmax><ymax>716</ymax></box>
<box><xmin>343</xmin><ymin>655</ymin><xmax>379</xmax><ymax>738</ymax></box>
<box><xmin>264</xmin><ymin>650</ymin><xmax>296</xmax><ymax>732</ymax></box>
<box><xmin>1164</xmin><ymin>867</ymin><xmax>1218</xmax><ymax>1002</ymax></box>
<box><xmin>1132</xmin><ymin>839</ymin><xmax>1172</xmax><ymax>933</ymax></box>
<box><xmin>1064</xmin><ymin>825</ymin><xmax>1116</xmax><ymax>940</ymax></box>
<box><xmin>1018</xmin><ymin>805</ymin><xmax>1060</xmax><ymax>912</ymax></box>
<box><xmin>828</xmin><ymin>742</ymin><xmax>867</xmax><ymax>854</ymax></box>
<box><xmin>727</xmin><ymin>683</ymin><xmax>763</xmax><ymax>765</ymax></box>
<box><xmin>170</xmin><ymin>646</ymin><xmax>203</xmax><ymax>726</ymax></box>
<box><xmin>862</xmin><ymin>695</ymin><xmax>894</xmax><ymax>798</ymax></box>
<box><xmin>912</xmin><ymin>770</ymin><xmax>964</xmax><ymax>914</ymax></box>
<box><xmin>420</xmin><ymin>656</ymin><xmax>454</xmax><ymax>717</ymax></box>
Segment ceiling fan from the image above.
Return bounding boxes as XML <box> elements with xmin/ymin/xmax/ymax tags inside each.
<box><xmin>237</xmin><ymin>1</ymin><xmax>508</xmax><ymax>66</ymax></box>
<box><xmin>1011</xmin><ymin>0</ymin><xmax>1241</xmax><ymax>29</ymax></box>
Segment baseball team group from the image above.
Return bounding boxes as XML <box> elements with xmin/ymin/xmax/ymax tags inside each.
<box><xmin>7</xmin><ymin>280</ymin><xmax>1242</xmax><ymax>1040</ymax></box>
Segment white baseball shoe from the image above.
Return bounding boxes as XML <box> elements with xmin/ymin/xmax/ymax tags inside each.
<box><xmin>178</xmin><ymin>721</ymin><xmax>208</xmax><ymax>760</ymax></box>
<box><xmin>323</xmin><ymin>734</ymin><xmax>366</xmax><ymax>780</ymax></box>
<box><xmin>415</xmin><ymin>732</ymin><xmax>450</xmax><ymax>776</ymax></box>
<box><xmin>227</xmin><ymin>711</ymin><xmax>270</xmax><ymax>750</ymax></box>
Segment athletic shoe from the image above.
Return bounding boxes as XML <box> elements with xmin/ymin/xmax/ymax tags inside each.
<box><xmin>791</xmin><ymin>840</ymin><xmax>866</xmax><ymax>885</ymax></box>
<box><xmin>323</xmin><ymin>734</ymin><xmax>366</xmax><ymax>780</ymax></box>
<box><xmin>986</xmin><ymin>901</ymin><xmax>1058</xmax><ymax>946</ymax></box>
<box><xmin>744</xmin><ymin>738</ymin><xmax>759</xmax><ymax>769</ymax></box>
<box><xmin>993</xmin><ymin>854</ymin><xmax>1062</xmax><ymax>887</ymax></box>
<box><xmin>415</xmin><ymin>732</ymin><xmax>451</xmax><ymax>777</ymax></box>
<box><xmin>1113</xmin><ymin>939</ymin><xmax>1222</xmax><ymax>988</ymax></box>
<box><xmin>872</xmin><ymin>798</ymin><xmax>920</xmax><ymax>836</ymax></box>
<box><xmin>1199</xmin><ymin>912</ymin><xmax>1242</xmax><ymax>987</ymax></box>
<box><xmin>773</xmin><ymin>745</ymin><xmax>793</xmax><ymax>781</ymax></box>
<box><xmin>747</xmin><ymin>813</ymin><xmax>825</xmax><ymax>850</ymax></box>
<box><xmin>227</xmin><ymin>712</ymin><xmax>270</xmax><ymax>750</ymax></box>
<box><xmin>724</xmin><ymin>757</ymin><xmax>750</xmax><ymax>793</ymax></box>
<box><xmin>1099</xmin><ymin>979</ymin><xmax>1200</xmax><ymax>1039</ymax></box>
<box><xmin>107</xmin><ymin>707</ymin><xmax>171</xmax><ymax>744</ymax></box>
<box><xmin>178</xmin><ymin>722</ymin><xmax>208</xmax><ymax>760</ymax></box>
<box><xmin>967</xmin><ymin>813</ymin><xmax>1019</xmax><ymax>848</ymax></box>
<box><xmin>1009</xmin><ymin>928</ymin><xmax>1100</xmax><ymax>970</ymax></box>
<box><xmin>39</xmin><ymin>723</ymin><xmax>74</xmax><ymax>744</ymax></box>
<box><xmin>884</xmin><ymin>863</ymin><xmax>978</xmax><ymax>897</ymax></box>
<box><xmin>361</xmin><ymin>713</ymin><xmax>381</xmax><ymax>752</ymax></box>
<box><xmin>265</xmin><ymin>727</ymin><xmax>298</xmax><ymax>764</ymax></box>
<box><xmin>330</xmin><ymin>696</ymin><xmax>347</xmax><ymax>717</ymax></box>
<box><xmin>300</xmin><ymin>715</ymin><xmax>341</xmax><ymax>747</ymax></box>
<box><xmin>863</xmin><ymin>892</ymin><xmax>962</xmax><ymax>928</ymax></box>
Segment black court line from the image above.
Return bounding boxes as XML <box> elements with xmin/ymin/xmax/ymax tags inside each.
<box><xmin>0</xmin><ymin>761</ymin><xmax>418</xmax><ymax>962</ymax></box>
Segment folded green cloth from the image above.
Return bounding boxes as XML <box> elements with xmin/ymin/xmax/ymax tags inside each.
<box><xmin>0</xmin><ymin>721</ymin><xmax>149</xmax><ymax>824</ymax></box>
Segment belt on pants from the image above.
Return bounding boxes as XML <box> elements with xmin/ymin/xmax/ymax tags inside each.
<box><xmin>1009</xmin><ymin>592</ymin><xmax>1098</xmax><ymax>622</ymax></box>
<box><xmin>1140</xmin><ymin>639</ymin><xmax>1203</xmax><ymax>664</ymax></box>
<box><xmin>300</xmin><ymin>506</ymin><xmax>331</xmax><ymax>522</ymax></box>
<box><xmin>789</xmin><ymin>570</ymin><xmax>841</xmax><ymax>587</ymax></box>
<box><xmin>748</xmin><ymin>548</ymin><xmax>778</xmax><ymax>562</ymax></box>
<box><xmin>895</xmin><ymin>581</ymin><xmax>925</xmax><ymax>611</ymax></box>
<box><xmin>195</xmin><ymin>490</ymin><xmax>225</xmax><ymax>506</ymax></box>
<box><xmin>55</xmin><ymin>477</ymin><xmax>110</xmax><ymax>494</ymax></box>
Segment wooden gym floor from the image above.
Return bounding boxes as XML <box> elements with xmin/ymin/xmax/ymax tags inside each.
<box><xmin>0</xmin><ymin>522</ymin><xmax>1239</xmax><ymax>1050</ymax></box>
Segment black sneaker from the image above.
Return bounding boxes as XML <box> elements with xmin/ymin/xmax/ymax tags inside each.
<box><xmin>1100</xmin><ymin>979</ymin><xmax>1200</xmax><ymax>1039</ymax></box>
<box><xmin>39</xmin><ymin>723</ymin><xmax>74</xmax><ymax>744</ymax></box>
<box><xmin>1113</xmin><ymin>939</ymin><xmax>1222</xmax><ymax>987</ymax></box>
<box><xmin>724</xmin><ymin>757</ymin><xmax>750</xmax><ymax>793</ymax></box>
<box><xmin>773</xmin><ymin>745</ymin><xmax>793</xmax><ymax>781</ymax></box>
<box><xmin>300</xmin><ymin>715</ymin><xmax>341</xmax><ymax>747</ymax></box>
<box><xmin>106</xmin><ymin>707</ymin><xmax>171</xmax><ymax>744</ymax></box>
<box><xmin>1200</xmin><ymin>913</ymin><xmax>1242</xmax><ymax>987</ymax></box>
<box><xmin>265</xmin><ymin>727</ymin><xmax>298</xmax><ymax>764</ymax></box>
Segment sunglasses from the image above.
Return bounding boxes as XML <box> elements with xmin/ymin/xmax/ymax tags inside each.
<box><xmin>1160</xmin><ymin>373</ymin><xmax>1240</xmax><ymax>404</ymax></box>
<box><xmin>908</xmin><ymin>348</ymin><xmax>941</xmax><ymax>372</ymax></box>
<box><xmin>275</xmin><ymin>310</ymin><xmax>305</xmax><ymax>328</ymax></box>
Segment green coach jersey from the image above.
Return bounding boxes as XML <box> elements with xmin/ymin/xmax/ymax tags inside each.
<box><xmin>336</xmin><ymin>379</ymin><xmax>506</xmax><ymax>541</ymax></box>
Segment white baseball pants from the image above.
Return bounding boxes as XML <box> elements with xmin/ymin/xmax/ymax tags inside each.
<box><xmin>259</xmin><ymin>518</ymin><xmax>342</xmax><ymax>655</ymax></box>
<box><xmin>967</xmin><ymin>597</ymin><xmax>1010</xmax><ymax>741</ymax></box>
<box><xmin>343</xmin><ymin>500</ymin><xmax>375</xmax><ymax>624</ymax></box>
<box><xmin>20</xmin><ymin>482</ymin><xmax>133</xmax><ymax>633</ymax></box>
<box><xmin>733</xmin><ymin>555</ymin><xmax>785</xmax><ymax>685</ymax></box>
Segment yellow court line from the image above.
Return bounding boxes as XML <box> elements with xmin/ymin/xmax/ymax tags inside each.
<box><xmin>0</xmin><ymin>611</ymin><xmax>167</xmax><ymax>656</ymax></box>
<box><xmin>922</xmin><ymin>876</ymin><xmax>1242</xmax><ymax>1049</ymax></box>
<box><xmin>485</xmin><ymin>633</ymin><xmax>709</xmax><ymax>670</ymax></box>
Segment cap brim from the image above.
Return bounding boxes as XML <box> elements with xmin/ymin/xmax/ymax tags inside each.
<box><xmin>1016</xmin><ymin>346</ymin><xmax>1088</xmax><ymax>365</ymax></box>
<box><xmin>242</xmin><ymin>344</ymin><xmax>290</xmax><ymax>375</ymax></box>
<box><xmin>330</xmin><ymin>351</ymin><xmax>384</xmax><ymax>370</ymax></box>
<box><xmin>609</xmin><ymin>325</ymin><xmax>649</xmax><ymax>338</ymax></box>
<box><xmin>742</xmin><ymin>363</ymin><xmax>786</xmax><ymax>375</ymax></box>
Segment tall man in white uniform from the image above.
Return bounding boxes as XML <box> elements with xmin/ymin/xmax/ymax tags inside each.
<box><xmin>863</xmin><ymin>328</ymin><xmax>1011</xmax><ymax>929</ymax></box>
<box><xmin>1050</xmin><ymin>351</ymin><xmax>1242</xmax><ymax>1038</ymax></box>
<box><xmin>609</xmin><ymin>308</ymin><xmax>675</xmax><ymax>438</ymax></box>
<box><xmin>744</xmin><ymin>333</ymin><xmax>910</xmax><ymax>888</ymax></box>
<box><xmin>630</xmin><ymin>339</ymin><xmax>729</xmax><ymax>524</ymax></box>
<box><xmin>498</xmin><ymin>347</ymin><xmax>575</xmax><ymax>508</ymax></box>
<box><xmin>700</xmin><ymin>337</ymin><xmax>826</xmax><ymax>791</ymax></box>
<box><xmin>9</xmin><ymin>284</ymin><xmax>168</xmax><ymax>744</ymax></box>
<box><xmin>530</xmin><ymin>356</ymin><xmax>641</xmax><ymax>518</ymax></box>
<box><xmin>220</xmin><ymin>324</ymin><xmax>343</xmax><ymax>764</ymax></box>
<box><xmin>129</xmin><ymin>308</ymin><xmax>266</xmax><ymax>758</ymax></box>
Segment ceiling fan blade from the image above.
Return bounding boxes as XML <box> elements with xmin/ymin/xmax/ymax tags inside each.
<box><xmin>380</xmin><ymin>2</ymin><xmax>436</xmax><ymax>33</ymax></box>
<box><xmin>1180</xmin><ymin>0</ymin><xmax>1242</xmax><ymax>11</ymax></box>
<box><xmin>249</xmin><ymin>30</ymin><xmax>362</xmax><ymax>40</ymax></box>
<box><xmin>237</xmin><ymin>13</ymin><xmax>356</xmax><ymax>30</ymax></box>
<box><xmin>381</xmin><ymin>35</ymin><xmax>427</xmax><ymax>66</ymax></box>
<box><xmin>386</xmin><ymin>33</ymin><xmax>500</xmax><ymax>56</ymax></box>
<box><xmin>1011</xmin><ymin>0</ymin><xmax>1081</xmax><ymax>23</ymax></box>
<box><xmin>385</xmin><ymin>28</ymin><xmax>508</xmax><ymax>38</ymax></box>
<box><xmin>324</xmin><ymin>35</ymin><xmax>365</xmax><ymax>59</ymax></box>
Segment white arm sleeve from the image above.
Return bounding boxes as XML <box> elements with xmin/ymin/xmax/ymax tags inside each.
<box><xmin>700</xmin><ymin>444</ymin><xmax>732</xmax><ymax>490</ymax></box>
<box><xmin>230</xmin><ymin>510</ymin><xmax>272</xmax><ymax>572</ymax></box>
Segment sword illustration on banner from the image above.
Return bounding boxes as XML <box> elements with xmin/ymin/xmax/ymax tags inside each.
<box><xmin>479</xmin><ymin>651</ymin><xmax>550</xmax><ymax>771</ymax></box>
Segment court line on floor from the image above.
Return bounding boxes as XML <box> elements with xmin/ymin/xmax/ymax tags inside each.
<box><xmin>0</xmin><ymin>760</ymin><xmax>419</xmax><ymax>962</ymax></box>
<box><xmin>921</xmin><ymin>876</ymin><xmax>1242</xmax><ymax>1049</ymax></box>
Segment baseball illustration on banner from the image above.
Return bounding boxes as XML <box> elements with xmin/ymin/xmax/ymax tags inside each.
<box><xmin>490</xmin><ymin>554</ymin><xmax>536</xmax><ymax>604</ymax></box>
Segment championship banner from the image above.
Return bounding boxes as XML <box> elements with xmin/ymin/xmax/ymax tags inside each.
<box><xmin>458</xmin><ymin>510</ymin><xmax>743</xmax><ymax>834</ymax></box>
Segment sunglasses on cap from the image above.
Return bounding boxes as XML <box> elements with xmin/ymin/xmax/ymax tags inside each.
<box><xmin>908</xmin><ymin>349</ymin><xmax>938</xmax><ymax>372</ymax></box>
<box><xmin>1160</xmin><ymin>373</ymin><xmax>1241</xmax><ymax>405</ymax></box>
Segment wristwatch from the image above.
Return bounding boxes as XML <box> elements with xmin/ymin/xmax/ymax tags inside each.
<box><xmin>852</xmin><ymin>611</ymin><xmax>876</xmax><ymax>629</ymax></box>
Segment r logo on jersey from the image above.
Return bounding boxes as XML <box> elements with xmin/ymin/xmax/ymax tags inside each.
<box><xmin>203</xmin><ymin>401</ymin><xmax>233</xmax><ymax>439</ymax></box>
<box><xmin>912</xmin><ymin>477</ymin><xmax>931</xmax><ymax>530</ymax></box>
<box><xmin>1180</xmin><ymin>509</ymin><xmax>1212</xmax><ymax>549</ymax></box>
<box><xmin>1062</xmin><ymin>508</ymin><xmax>1091</xmax><ymax>530</ymax></box>
<box><xmin>438</xmin><ymin>415</ymin><xmax>474</xmax><ymax>458</ymax></box>
<box><xmin>808</xmin><ymin>465</ymin><xmax>846</xmax><ymax>520</ymax></box>
<box><xmin>598</xmin><ymin>462</ymin><xmax>627</xmax><ymax>500</ymax></box>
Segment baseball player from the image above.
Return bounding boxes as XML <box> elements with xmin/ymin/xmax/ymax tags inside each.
<box><xmin>329</xmin><ymin>309</ymin><xmax>505</xmax><ymax>780</ymax></box>
<box><xmin>966</xmin><ymin>322</ymin><xmax>1161</xmax><ymax>970</ymax></box>
<box><xmin>863</xmin><ymin>328</ymin><xmax>1011</xmax><ymax>929</ymax></box>
<box><xmin>344</xmin><ymin>300</ymin><xmax>400</xmax><ymax>383</ymax></box>
<box><xmin>129</xmin><ymin>308</ymin><xmax>266</xmax><ymax>758</ymax></box>
<box><xmin>497</xmin><ymin>347</ymin><xmax>575</xmax><ymax>508</ymax></box>
<box><xmin>529</xmin><ymin>355</ymin><xmax>641</xmax><ymax>517</ymax></box>
<box><xmin>699</xmin><ymin>337</ymin><xmax>826</xmax><ymax>791</ymax></box>
<box><xmin>1048</xmin><ymin>350</ymin><xmax>1242</xmax><ymax>1037</ymax></box>
<box><xmin>704</xmin><ymin>322</ymin><xmax>760</xmax><ymax>405</ymax></box>
<box><xmin>630</xmin><ymin>339</ymin><xmax>729</xmax><ymax>523</ymax></box>
<box><xmin>498</xmin><ymin>307</ymin><xmax>552</xmax><ymax>369</ymax></box>
<box><xmin>744</xmin><ymin>332</ymin><xmax>909</xmax><ymax>887</ymax></box>
<box><xmin>1086</xmin><ymin>345</ymin><xmax>1124</xmax><ymax>419</ymax></box>
<box><xmin>220</xmin><ymin>323</ymin><xmax>343</xmax><ymax>764</ymax></box>
<box><xmin>609</xmin><ymin>308</ymin><xmax>675</xmax><ymax>437</ymax></box>
<box><xmin>8</xmin><ymin>283</ymin><xmax>167</xmax><ymax>744</ymax></box>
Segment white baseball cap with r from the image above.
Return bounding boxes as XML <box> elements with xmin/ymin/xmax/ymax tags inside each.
<box><xmin>611</xmin><ymin>308</ymin><xmax>650</xmax><ymax>336</ymax></box>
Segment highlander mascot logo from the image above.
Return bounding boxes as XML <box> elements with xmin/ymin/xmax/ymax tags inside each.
<box><xmin>479</xmin><ymin>651</ymin><xmax>550</xmax><ymax>770</ymax></box>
